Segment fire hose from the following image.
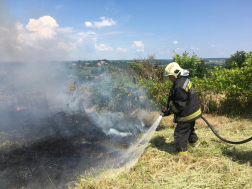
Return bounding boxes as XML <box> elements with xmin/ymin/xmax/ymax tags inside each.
<box><xmin>201</xmin><ymin>115</ymin><xmax>252</xmax><ymax>144</ymax></box>
<box><xmin>160</xmin><ymin>114</ymin><xmax>252</xmax><ymax>144</ymax></box>
<box><xmin>162</xmin><ymin>92</ymin><xmax>252</xmax><ymax>144</ymax></box>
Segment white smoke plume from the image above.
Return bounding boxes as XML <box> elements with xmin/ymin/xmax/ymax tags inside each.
<box><xmin>0</xmin><ymin>2</ymin><xmax>160</xmax><ymax>188</ymax></box>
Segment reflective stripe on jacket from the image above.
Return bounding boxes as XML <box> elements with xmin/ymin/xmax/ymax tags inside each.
<box><xmin>170</xmin><ymin>77</ymin><xmax>201</xmax><ymax>123</ymax></box>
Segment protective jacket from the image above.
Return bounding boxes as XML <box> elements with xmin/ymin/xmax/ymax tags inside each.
<box><xmin>170</xmin><ymin>77</ymin><xmax>201</xmax><ymax>123</ymax></box>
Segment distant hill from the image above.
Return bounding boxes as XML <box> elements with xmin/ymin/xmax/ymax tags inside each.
<box><xmin>0</xmin><ymin>58</ymin><xmax>228</xmax><ymax>67</ymax></box>
<box><xmin>199</xmin><ymin>58</ymin><xmax>227</xmax><ymax>66</ymax></box>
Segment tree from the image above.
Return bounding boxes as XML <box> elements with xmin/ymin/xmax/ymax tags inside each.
<box><xmin>196</xmin><ymin>58</ymin><xmax>207</xmax><ymax>78</ymax></box>
<box><xmin>130</xmin><ymin>55</ymin><xmax>165</xmax><ymax>82</ymax></box>
<box><xmin>242</xmin><ymin>51</ymin><xmax>252</xmax><ymax>67</ymax></box>
<box><xmin>225</xmin><ymin>51</ymin><xmax>246</xmax><ymax>69</ymax></box>
<box><xmin>172</xmin><ymin>51</ymin><xmax>198</xmax><ymax>78</ymax></box>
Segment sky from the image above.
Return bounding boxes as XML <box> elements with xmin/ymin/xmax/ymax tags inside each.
<box><xmin>0</xmin><ymin>0</ymin><xmax>251</xmax><ymax>62</ymax></box>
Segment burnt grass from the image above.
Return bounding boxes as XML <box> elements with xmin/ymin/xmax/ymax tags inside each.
<box><xmin>0</xmin><ymin>110</ymin><xmax>138</xmax><ymax>189</ymax></box>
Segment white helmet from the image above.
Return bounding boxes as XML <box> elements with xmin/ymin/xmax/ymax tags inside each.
<box><xmin>164</xmin><ymin>62</ymin><xmax>183</xmax><ymax>78</ymax></box>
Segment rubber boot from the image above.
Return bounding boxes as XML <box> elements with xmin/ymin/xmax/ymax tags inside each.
<box><xmin>179</xmin><ymin>150</ymin><xmax>188</xmax><ymax>155</ymax></box>
<box><xmin>190</xmin><ymin>139</ymin><xmax>200</xmax><ymax>148</ymax></box>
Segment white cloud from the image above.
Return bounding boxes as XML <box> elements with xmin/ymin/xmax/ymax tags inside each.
<box><xmin>71</xmin><ymin>32</ymin><xmax>97</xmax><ymax>53</ymax></box>
<box><xmin>0</xmin><ymin>14</ymin><xmax>141</xmax><ymax>61</ymax></box>
<box><xmin>19</xmin><ymin>16</ymin><xmax>79</xmax><ymax>53</ymax></box>
<box><xmin>157</xmin><ymin>49</ymin><xmax>172</xmax><ymax>54</ymax></box>
<box><xmin>95</xmin><ymin>43</ymin><xmax>113</xmax><ymax>51</ymax></box>
<box><xmin>77</xmin><ymin>31</ymin><xmax>96</xmax><ymax>38</ymax></box>
<box><xmin>116</xmin><ymin>47</ymin><xmax>127</xmax><ymax>52</ymax></box>
<box><xmin>173</xmin><ymin>48</ymin><xmax>185</xmax><ymax>53</ymax></box>
<box><xmin>211</xmin><ymin>45</ymin><xmax>215</xmax><ymax>47</ymax></box>
<box><xmin>57</xmin><ymin>27</ymin><xmax>73</xmax><ymax>34</ymax></box>
<box><xmin>157</xmin><ymin>46</ymin><xmax>171</xmax><ymax>54</ymax></box>
<box><xmin>191</xmin><ymin>45</ymin><xmax>199</xmax><ymax>50</ymax></box>
<box><xmin>131</xmin><ymin>41</ymin><xmax>144</xmax><ymax>52</ymax></box>
<box><xmin>0</xmin><ymin>15</ymin><xmax>86</xmax><ymax>61</ymax></box>
<box><xmin>173</xmin><ymin>41</ymin><xmax>178</xmax><ymax>44</ymax></box>
<box><xmin>106</xmin><ymin>31</ymin><xmax>126</xmax><ymax>35</ymax></box>
<box><xmin>86</xmin><ymin>31</ymin><xmax>96</xmax><ymax>35</ymax></box>
<box><xmin>85</xmin><ymin>16</ymin><xmax>116</xmax><ymax>28</ymax></box>
<box><xmin>85</xmin><ymin>22</ymin><xmax>93</xmax><ymax>27</ymax></box>
<box><xmin>25</xmin><ymin>16</ymin><xmax>59</xmax><ymax>39</ymax></box>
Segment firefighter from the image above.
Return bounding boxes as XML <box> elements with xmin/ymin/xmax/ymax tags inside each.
<box><xmin>162</xmin><ymin>62</ymin><xmax>201</xmax><ymax>155</ymax></box>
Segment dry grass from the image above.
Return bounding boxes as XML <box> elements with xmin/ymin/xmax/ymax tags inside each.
<box><xmin>141</xmin><ymin>111</ymin><xmax>160</xmax><ymax>127</ymax></box>
<box><xmin>199</xmin><ymin>92</ymin><xmax>226</xmax><ymax>113</ymax></box>
<box><xmin>195</xmin><ymin>114</ymin><xmax>233</xmax><ymax>129</ymax></box>
<box><xmin>72</xmin><ymin>113</ymin><xmax>252</xmax><ymax>189</ymax></box>
<box><xmin>197</xmin><ymin>90</ymin><xmax>252</xmax><ymax>116</ymax></box>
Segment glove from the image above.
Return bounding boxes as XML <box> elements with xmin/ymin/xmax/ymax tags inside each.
<box><xmin>161</xmin><ymin>108</ymin><xmax>171</xmax><ymax>117</ymax></box>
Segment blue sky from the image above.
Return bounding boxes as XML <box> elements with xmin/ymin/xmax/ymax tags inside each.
<box><xmin>0</xmin><ymin>0</ymin><xmax>251</xmax><ymax>61</ymax></box>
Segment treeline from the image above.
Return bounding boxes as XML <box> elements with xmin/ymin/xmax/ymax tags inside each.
<box><xmin>71</xmin><ymin>50</ymin><xmax>252</xmax><ymax>116</ymax></box>
<box><xmin>129</xmin><ymin>52</ymin><xmax>215</xmax><ymax>83</ymax></box>
<box><xmin>130</xmin><ymin>51</ymin><xmax>252</xmax><ymax>116</ymax></box>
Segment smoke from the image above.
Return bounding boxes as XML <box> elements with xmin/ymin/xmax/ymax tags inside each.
<box><xmin>0</xmin><ymin>2</ymin><xmax>160</xmax><ymax>187</ymax></box>
<box><xmin>0</xmin><ymin>1</ymin><xmax>25</xmax><ymax>61</ymax></box>
<box><xmin>106</xmin><ymin>128</ymin><xmax>132</xmax><ymax>137</ymax></box>
<box><xmin>0</xmin><ymin>59</ymin><xmax>160</xmax><ymax>188</ymax></box>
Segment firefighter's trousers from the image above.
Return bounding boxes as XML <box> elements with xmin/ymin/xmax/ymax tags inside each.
<box><xmin>174</xmin><ymin>121</ymin><xmax>198</xmax><ymax>152</ymax></box>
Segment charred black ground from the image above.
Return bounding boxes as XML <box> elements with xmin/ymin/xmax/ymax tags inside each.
<box><xmin>0</xmin><ymin>63</ymin><xmax>156</xmax><ymax>189</ymax></box>
<box><xmin>0</xmin><ymin>110</ymin><xmax>140</xmax><ymax>189</ymax></box>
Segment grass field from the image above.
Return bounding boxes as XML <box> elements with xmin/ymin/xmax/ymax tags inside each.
<box><xmin>72</xmin><ymin>113</ymin><xmax>252</xmax><ymax>189</ymax></box>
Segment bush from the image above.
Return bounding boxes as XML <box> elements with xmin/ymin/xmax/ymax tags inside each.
<box><xmin>225</xmin><ymin>51</ymin><xmax>246</xmax><ymax>69</ymax></box>
<box><xmin>137</xmin><ymin>78</ymin><xmax>172</xmax><ymax>108</ymax></box>
<box><xmin>172</xmin><ymin>51</ymin><xmax>198</xmax><ymax>78</ymax></box>
<box><xmin>130</xmin><ymin>55</ymin><xmax>165</xmax><ymax>82</ymax></box>
<box><xmin>191</xmin><ymin>66</ymin><xmax>252</xmax><ymax>115</ymax></box>
<box><xmin>136</xmin><ymin>53</ymin><xmax>252</xmax><ymax>116</ymax></box>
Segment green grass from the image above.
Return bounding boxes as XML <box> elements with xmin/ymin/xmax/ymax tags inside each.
<box><xmin>72</xmin><ymin>114</ymin><xmax>252</xmax><ymax>189</ymax></box>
